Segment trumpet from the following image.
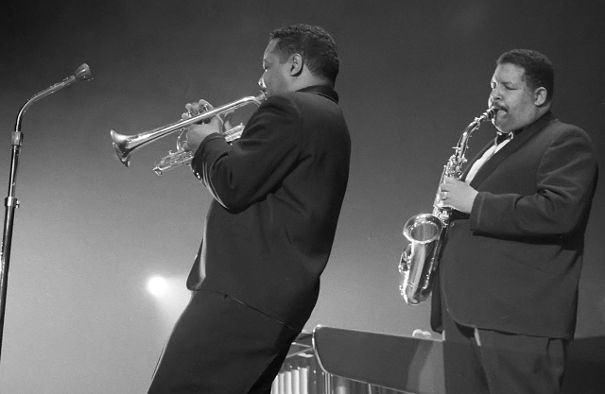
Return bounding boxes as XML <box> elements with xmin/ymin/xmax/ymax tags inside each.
<box><xmin>110</xmin><ymin>93</ymin><xmax>266</xmax><ymax>171</ymax></box>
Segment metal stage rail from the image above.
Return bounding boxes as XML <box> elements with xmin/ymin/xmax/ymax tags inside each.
<box><xmin>271</xmin><ymin>326</ymin><xmax>445</xmax><ymax>394</ymax></box>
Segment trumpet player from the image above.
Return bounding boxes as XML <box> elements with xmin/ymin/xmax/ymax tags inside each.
<box><xmin>148</xmin><ymin>24</ymin><xmax>350</xmax><ymax>393</ymax></box>
<box><xmin>432</xmin><ymin>49</ymin><xmax>598</xmax><ymax>394</ymax></box>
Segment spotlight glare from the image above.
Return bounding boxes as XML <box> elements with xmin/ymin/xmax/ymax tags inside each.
<box><xmin>147</xmin><ymin>276</ymin><xmax>169</xmax><ymax>297</ymax></box>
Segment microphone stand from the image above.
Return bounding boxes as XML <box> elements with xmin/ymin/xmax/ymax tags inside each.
<box><xmin>0</xmin><ymin>63</ymin><xmax>92</xmax><ymax>363</ymax></box>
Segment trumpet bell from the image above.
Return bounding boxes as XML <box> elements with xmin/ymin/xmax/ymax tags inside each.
<box><xmin>110</xmin><ymin>129</ymin><xmax>133</xmax><ymax>167</ymax></box>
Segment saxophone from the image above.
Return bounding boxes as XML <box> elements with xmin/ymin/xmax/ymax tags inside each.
<box><xmin>398</xmin><ymin>107</ymin><xmax>497</xmax><ymax>305</ymax></box>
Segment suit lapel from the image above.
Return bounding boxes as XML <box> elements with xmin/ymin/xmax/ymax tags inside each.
<box><xmin>468</xmin><ymin>112</ymin><xmax>555</xmax><ymax>188</ymax></box>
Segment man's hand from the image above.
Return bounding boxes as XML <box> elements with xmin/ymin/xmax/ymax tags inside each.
<box><xmin>437</xmin><ymin>176</ymin><xmax>478</xmax><ymax>214</ymax></box>
<box><xmin>180</xmin><ymin>99</ymin><xmax>223</xmax><ymax>152</ymax></box>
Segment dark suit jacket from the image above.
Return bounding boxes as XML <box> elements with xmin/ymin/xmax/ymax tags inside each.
<box><xmin>432</xmin><ymin>111</ymin><xmax>598</xmax><ymax>338</ymax></box>
<box><xmin>188</xmin><ymin>85</ymin><xmax>351</xmax><ymax>331</ymax></box>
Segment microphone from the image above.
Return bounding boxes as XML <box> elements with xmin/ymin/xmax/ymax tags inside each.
<box><xmin>74</xmin><ymin>63</ymin><xmax>93</xmax><ymax>82</ymax></box>
<box><xmin>2</xmin><ymin>63</ymin><xmax>92</xmax><ymax>361</ymax></box>
<box><xmin>15</xmin><ymin>63</ymin><xmax>94</xmax><ymax>130</ymax></box>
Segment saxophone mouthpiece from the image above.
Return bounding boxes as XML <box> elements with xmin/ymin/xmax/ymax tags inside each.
<box><xmin>486</xmin><ymin>106</ymin><xmax>498</xmax><ymax>120</ymax></box>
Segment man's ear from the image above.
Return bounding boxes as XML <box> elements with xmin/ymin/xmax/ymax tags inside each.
<box><xmin>534</xmin><ymin>87</ymin><xmax>548</xmax><ymax>106</ymax></box>
<box><xmin>289</xmin><ymin>53</ymin><xmax>304</xmax><ymax>77</ymax></box>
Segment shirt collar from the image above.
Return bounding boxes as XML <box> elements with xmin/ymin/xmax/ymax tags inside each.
<box><xmin>296</xmin><ymin>85</ymin><xmax>339</xmax><ymax>103</ymax></box>
<box><xmin>495</xmin><ymin>110</ymin><xmax>554</xmax><ymax>144</ymax></box>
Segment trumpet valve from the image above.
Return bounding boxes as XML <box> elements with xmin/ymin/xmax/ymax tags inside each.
<box><xmin>224</xmin><ymin>123</ymin><xmax>245</xmax><ymax>142</ymax></box>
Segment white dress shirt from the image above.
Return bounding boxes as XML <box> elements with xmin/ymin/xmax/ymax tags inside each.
<box><xmin>465</xmin><ymin>133</ymin><xmax>514</xmax><ymax>183</ymax></box>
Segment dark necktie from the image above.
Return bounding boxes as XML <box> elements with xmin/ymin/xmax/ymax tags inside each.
<box><xmin>495</xmin><ymin>131</ymin><xmax>513</xmax><ymax>145</ymax></box>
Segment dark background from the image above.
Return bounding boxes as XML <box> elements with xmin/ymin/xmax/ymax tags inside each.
<box><xmin>1</xmin><ymin>0</ymin><xmax>604</xmax><ymax>392</ymax></box>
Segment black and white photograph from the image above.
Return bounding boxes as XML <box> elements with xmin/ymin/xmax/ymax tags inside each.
<box><xmin>1</xmin><ymin>1</ymin><xmax>604</xmax><ymax>393</ymax></box>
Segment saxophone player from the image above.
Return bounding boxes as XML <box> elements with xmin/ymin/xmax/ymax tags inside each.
<box><xmin>434</xmin><ymin>49</ymin><xmax>598</xmax><ymax>394</ymax></box>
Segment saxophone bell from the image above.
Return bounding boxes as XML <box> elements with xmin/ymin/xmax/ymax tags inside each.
<box><xmin>398</xmin><ymin>213</ymin><xmax>444</xmax><ymax>304</ymax></box>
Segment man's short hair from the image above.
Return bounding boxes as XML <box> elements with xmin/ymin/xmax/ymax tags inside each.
<box><xmin>497</xmin><ymin>49</ymin><xmax>554</xmax><ymax>103</ymax></box>
<box><xmin>270</xmin><ymin>24</ymin><xmax>339</xmax><ymax>85</ymax></box>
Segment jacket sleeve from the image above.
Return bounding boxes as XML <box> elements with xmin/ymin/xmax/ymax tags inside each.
<box><xmin>470</xmin><ymin>127</ymin><xmax>598</xmax><ymax>238</ymax></box>
<box><xmin>190</xmin><ymin>95</ymin><xmax>302</xmax><ymax>211</ymax></box>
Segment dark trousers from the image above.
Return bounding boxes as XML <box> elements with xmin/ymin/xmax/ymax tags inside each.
<box><xmin>148</xmin><ymin>289</ymin><xmax>299</xmax><ymax>394</ymax></box>
<box><xmin>442</xmin><ymin>306</ymin><xmax>567</xmax><ymax>394</ymax></box>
